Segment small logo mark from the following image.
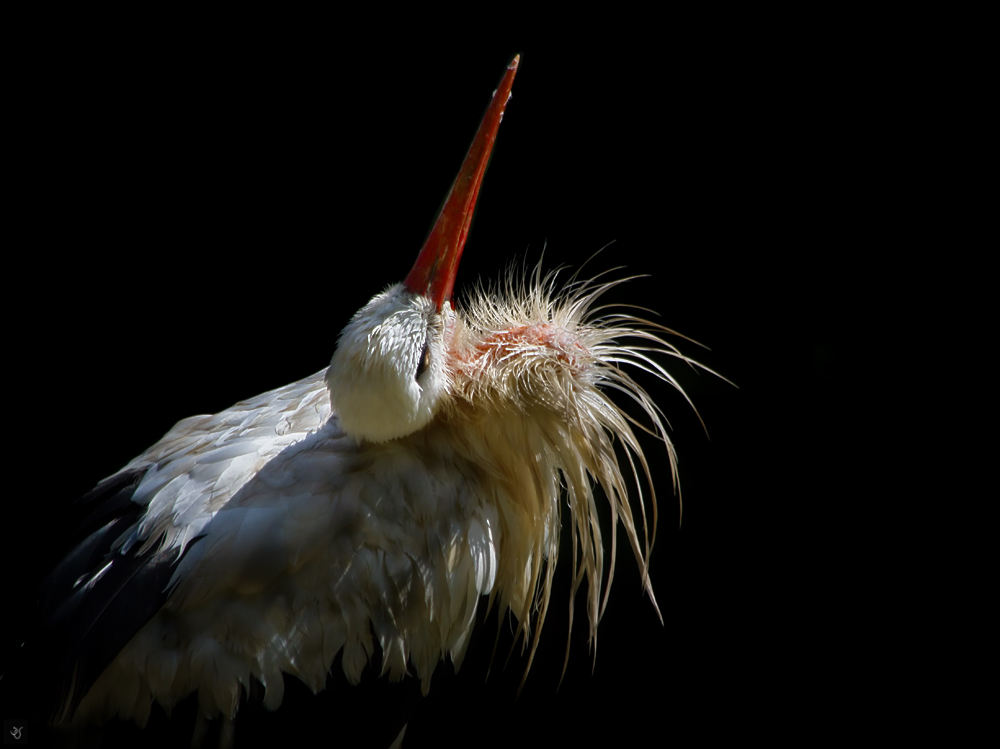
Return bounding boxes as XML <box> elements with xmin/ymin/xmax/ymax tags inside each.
<box><xmin>3</xmin><ymin>719</ymin><xmax>28</xmax><ymax>745</ymax></box>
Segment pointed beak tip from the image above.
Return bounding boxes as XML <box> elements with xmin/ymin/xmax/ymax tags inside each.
<box><xmin>404</xmin><ymin>58</ymin><xmax>521</xmax><ymax>309</ymax></box>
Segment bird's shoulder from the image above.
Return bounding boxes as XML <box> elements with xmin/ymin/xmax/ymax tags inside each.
<box><xmin>130</xmin><ymin>369</ymin><xmax>333</xmax><ymax>478</ymax></box>
<box><xmin>116</xmin><ymin>370</ymin><xmax>334</xmax><ymax>552</ymax></box>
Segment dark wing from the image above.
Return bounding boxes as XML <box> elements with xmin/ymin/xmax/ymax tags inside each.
<box><xmin>38</xmin><ymin>466</ymin><xmax>202</xmax><ymax>724</ymax></box>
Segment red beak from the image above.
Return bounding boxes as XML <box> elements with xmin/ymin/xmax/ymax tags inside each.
<box><xmin>404</xmin><ymin>55</ymin><xmax>519</xmax><ymax>310</ymax></box>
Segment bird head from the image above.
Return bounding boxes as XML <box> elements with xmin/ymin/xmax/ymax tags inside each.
<box><xmin>327</xmin><ymin>56</ymin><xmax>517</xmax><ymax>443</ymax></box>
<box><xmin>327</xmin><ymin>284</ymin><xmax>454</xmax><ymax>443</ymax></box>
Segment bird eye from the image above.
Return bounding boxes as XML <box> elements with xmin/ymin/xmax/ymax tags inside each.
<box><xmin>416</xmin><ymin>340</ymin><xmax>431</xmax><ymax>379</ymax></box>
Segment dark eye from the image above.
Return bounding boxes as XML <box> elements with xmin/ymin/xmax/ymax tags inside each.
<box><xmin>416</xmin><ymin>340</ymin><xmax>431</xmax><ymax>379</ymax></box>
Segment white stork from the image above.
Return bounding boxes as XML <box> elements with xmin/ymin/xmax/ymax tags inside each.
<box><xmin>15</xmin><ymin>55</ymin><xmax>717</xmax><ymax>747</ymax></box>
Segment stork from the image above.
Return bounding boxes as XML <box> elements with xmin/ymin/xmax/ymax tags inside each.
<box><xmin>17</xmin><ymin>55</ymin><xmax>716</xmax><ymax>747</ymax></box>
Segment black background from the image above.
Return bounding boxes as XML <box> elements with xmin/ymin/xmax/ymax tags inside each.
<box><xmin>2</xmin><ymin>13</ymin><xmax>963</xmax><ymax>747</ymax></box>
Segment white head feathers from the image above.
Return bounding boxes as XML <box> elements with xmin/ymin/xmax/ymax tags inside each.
<box><xmin>327</xmin><ymin>285</ymin><xmax>453</xmax><ymax>443</ymax></box>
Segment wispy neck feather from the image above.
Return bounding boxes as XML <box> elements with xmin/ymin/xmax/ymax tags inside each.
<box><xmin>439</xmin><ymin>264</ymin><xmax>714</xmax><ymax>683</ymax></box>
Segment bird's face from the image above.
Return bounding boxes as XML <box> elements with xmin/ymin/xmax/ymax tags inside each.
<box><xmin>326</xmin><ymin>57</ymin><xmax>519</xmax><ymax>445</ymax></box>
<box><xmin>327</xmin><ymin>284</ymin><xmax>454</xmax><ymax>443</ymax></box>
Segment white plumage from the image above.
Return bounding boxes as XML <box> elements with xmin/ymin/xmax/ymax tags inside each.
<box><xmin>36</xmin><ymin>56</ymin><xmax>717</xmax><ymax>745</ymax></box>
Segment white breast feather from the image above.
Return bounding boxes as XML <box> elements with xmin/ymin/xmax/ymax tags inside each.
<box><xmin>75</xmin><ymin>373</ymin><xmax>501</xmax><ymax>725</ymax></box>
<box><xmin>69</xmin><ymin>267</ymin><xmax>712</xmax><ymax>730</ymax></box>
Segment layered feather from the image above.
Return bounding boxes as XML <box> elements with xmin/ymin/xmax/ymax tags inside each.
<box><xmin>57</xmin><ymin>263</ymin><xmax>711</xmax><ymax>729</ymax></box>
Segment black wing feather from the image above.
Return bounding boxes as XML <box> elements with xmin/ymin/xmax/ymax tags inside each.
<box><xmin>30</xmin><ymin>466</ymin><xmax>200</xmax><ymax>724</ymax></box>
